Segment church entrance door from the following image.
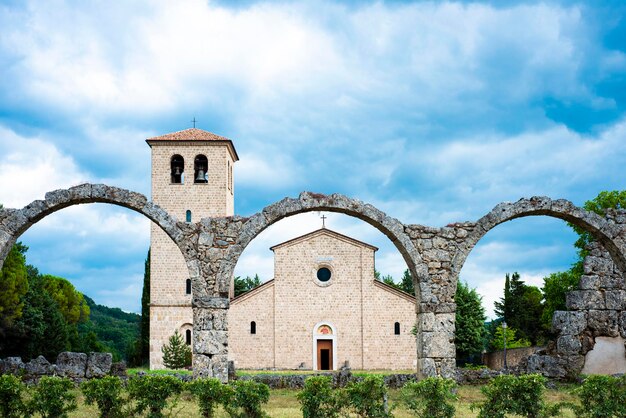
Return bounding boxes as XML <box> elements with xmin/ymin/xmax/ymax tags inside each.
<box><xmin>317</xmin><ymin>339</ymin><xmax>333</xmax><ymax>370</ymax></box>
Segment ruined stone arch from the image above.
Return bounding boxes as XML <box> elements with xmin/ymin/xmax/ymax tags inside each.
<box><xmin>219</xmin><ymin>191</ymin><xmax>427</xmax><ymax>299</ymax></box>
<box><xmin>0</xmin><ymin>183</ymin><xmax>191</xmax><ymax>274</ymax></box>
<box><xmin>451</xmin><ymin>196</ymin><xmax>626</xmax><ymax>283</ymax></box>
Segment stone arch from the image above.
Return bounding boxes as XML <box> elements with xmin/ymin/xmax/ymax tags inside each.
<box><xmin>451</xmin><ymin>196</ymin><xmax>626</xmax><ymax>281</ymax></box>
<box><xmin>0</xmin><ymin>183</ymin><xmax>190</xmax><ymax>272</ymax></box>
<box><xmin>220</xmin><ymin>191</ymin><xmax>426</xmax><ymax>298</ymax></box>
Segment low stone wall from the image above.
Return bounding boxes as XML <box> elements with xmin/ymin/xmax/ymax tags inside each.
<box><xmin>482</xmin><ymin>347</ymin><xmax>544</xmax><ymax>370</ymax></box>
<box><xmin>0</xmin><ymin>352</ymin><xmax>126</xmax><ymax>384</ymax></box>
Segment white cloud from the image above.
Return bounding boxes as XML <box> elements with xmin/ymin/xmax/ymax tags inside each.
<box><xmin>0</xmin><ymin>126</ymin><xmax>90</xmax><ymax>208</ymax></box>
<box><xmin>236</xmin><ymin>153</ymin><xmax>300</xmax><ymax>189</ymax></box>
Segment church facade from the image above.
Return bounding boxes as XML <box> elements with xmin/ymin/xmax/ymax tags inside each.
<box><xmin>147</xmin><ymin>128</ymin><xmax>416</xmax><ymax>370</ymax></box>
<box><xmin>229</xmin><ymin>228</ymin><xmax>417</xmax><ymax>370</ymax></box>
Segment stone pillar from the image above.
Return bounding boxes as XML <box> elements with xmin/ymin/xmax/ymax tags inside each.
<box><xmin>192</xmin><ymin>299</ymin><xmax>229</xmax><ymax>381</ymax></box>
<box><xmin>407</xmin><ymin>223</ymin><xmax>474</xmax><ymax>378</ymax></box>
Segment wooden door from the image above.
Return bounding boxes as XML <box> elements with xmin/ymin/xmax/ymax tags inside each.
<box><xmin>317</xmin><ymin>339</ymin><xmax>333</xmax><ymax>370</ymax></box>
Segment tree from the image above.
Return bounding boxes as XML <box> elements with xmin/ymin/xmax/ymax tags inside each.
<box><xmin>573</xmin><ymin>190</ymin><xmax>626</xmax><ymax>259</ymax></box>
<box><xmin>161</xmin><ymin>330</ymin><xmax>192</xmax><ymax>369</ymax></box>
<box><xmin>493</xmin><ymin>272</ymin><xmax>544</xmax><ymax>345</ymax></box>
<box><xmin>0</xmin><ymin>243</ymin><xmax>28</xmax><ymax>332</ymax></box>
<box><xmin>489</xmin><ymin>325</ymin><xmax>530</xmax><ymax>351</ymax></box>
<box><xmin>455</xmin><ymin>281</ymin><xmax>486</xmax><ymax>365</ymax></box>
<box><xmin>139</xmin><ymin>249</ymin><xmax>150</xmax><ymax>366</ymax></box>
<box><xmin>4</xmin><ymin>272</ymin><xmax>71</xmax><ymax>360</ymax></box>
<box><xmin>541</xmin><ymin>270</ymin><xmax>580</xmax><ymax>333</ymax></box>
<box><xmin>234</xmin><ymin>274</ymin><xmax>261</xmax><ymax>297</ymax></box>
<box><xmin>399</xmin><ymin>269</ymin><xmax>415</xmax><ymax>296</ymax></box>
<box><xmin>41</xmin><ymin>275</ymin><xmax>90</xmax><ymax>324</ymax></box>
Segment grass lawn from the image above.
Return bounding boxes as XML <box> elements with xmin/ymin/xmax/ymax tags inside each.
<box><xmin>65</xmin><ymin>384</ymin><xmax>580</xmax><ymax>417</ymax></box>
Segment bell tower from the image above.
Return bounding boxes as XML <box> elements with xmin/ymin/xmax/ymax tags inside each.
<box><xmin>146</xmin><ymin>128</ymin><xmax>238</xmax><ymax>368</ymax></box>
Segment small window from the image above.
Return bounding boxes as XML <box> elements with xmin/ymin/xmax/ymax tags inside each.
<box><xmin>394</xmin><ymin>322</ymin><xmax>400</xmax><ymax>335</ymax></box>
<box><xmin>186</xmin><ymin>210</ymin><xmax>192</xmax><ymax>222</ymax></box>
<box><xmin>251</xmin><ymin>321</ymin><xmax>256</xmax><ymax>335</ymax></box>
<box><xmin>171</xmin><ymin>155</ymin><xmax>184</xmax><ymax>184</ymax></box>
<box><xmin>317</xmin><ymin>267</ymin><xmax>331</xmax><ymax>282</ymax></box>
<box><xmin>185</xmin><ymin>329</ymin><xmax>192</xmax><ymax>345</ymax></box>
<box><xmin>194</xmin><ymin>155</ymin><xmax>208</xmax><ymax>183</ymax></box>
<box><xmin>186</xmin><ymin>279</ymin><xmax>191</xmax><ymax>295</ymax></box>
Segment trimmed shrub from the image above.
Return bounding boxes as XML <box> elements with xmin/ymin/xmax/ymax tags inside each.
<box><xmin>29</xmin><ymin>376</ymin><xmax>77</xmax><ymax>418</ymax></box>
<box><xmin>188</xmin><ymin>377</ymin><xmax>229</xmax><ymax>418</ymax></box>
<box><xmin>81</xmin><ymin>376</ymin><xmax>127</xmax><ymax>418</ymax></box>
<box><xmin>345</xmin><ymin>375</ymin><xmax>393</xmax><ymax>418</ymax></box>
<box><xmin>224</xmin><ymin>379</ymin><xmax>270</xmax><ymax>418</ymax></box>
<box><xmin>127</xmin><ymin>375</ymin><xmax>184</xmax><ymax>418</ymax></box>
<box><xmin>297</xmin><ymin>375</ymin><xmax>343</xmax><ymax>418</ymax></box>
<box><xmin>573</xmin><ymin>375</ymin><xmax>626</xmax><ymax>418</ymax></box>
<box><xmin>0</xmin><ymin>374</ymin><xmax>28</xmax><ymax>418</ymax></box>
<box><xmin>401</xmin><ymin>377</ymin><xmax>457</xmax><ymax>418</ymax></box>
<box><xmin>471</xmin><ymin>374</ymin><xmax>561</xmax><ymax>418</ymax></box>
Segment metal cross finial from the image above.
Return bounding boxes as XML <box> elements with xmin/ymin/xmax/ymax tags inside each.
<box><xmin>191</xmin><ymin>117</ymin><xmax>197</xmax><ymax>128</ymax></box>
<box><xmin>321</xmin><ymin>215</ymin><xmax>327</xmax><ymax>228</ymax></box>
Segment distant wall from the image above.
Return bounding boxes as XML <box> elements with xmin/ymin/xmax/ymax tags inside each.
<box><xmin>483</xmin><ymin>347</ymin><xmax>543</xmax><ymax>370</ymax></box>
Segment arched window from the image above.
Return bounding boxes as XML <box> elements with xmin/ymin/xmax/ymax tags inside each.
<box><xmin>194</xmin><ymin>155</ymin><xmax>208</xmax><ymax>183</ymax></box>
<box><xmin>171</xmin><ymin>155</ymin><xmax>184</xmax><ymax>184</ymax></box>
<box><xmin>394</xmin><ymin>322</ymin><xmax>400</xmax><ymax>335</ymax></box>
<box><xmin>186</xmin><ymin>210</ymin><xmax>192</xmax><ymax>222</ymax></box>
<box><xmin>186</xmin><ymin>279</ymin><xmax>191</xmax><ymax>295</ymax></box>
<box><xmin>185</xmin><ymin>329</ymin><xmax>192</xmax><ymax>345</ymax></box>
<box><xmin>250</xmin><ymin>321</ymin><xmax>256</xmax><ymax>335</ymax></box>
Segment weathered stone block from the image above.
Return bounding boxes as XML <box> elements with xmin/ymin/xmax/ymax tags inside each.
<box><xmin>417</xmin><ymin>358</ymin><xmax>436</xmax><ymax>378</ymax></box>
<box><xmin>552</xmin><ymin>311</ymin><xmax>586</xmax><ymax>335</ymax></box>
<box><xmin>620</xmin><ymin>311</ymin><xmax>626</xmax><ymax>339</ymax></box>
<box><xmin>584</xmin><ymin>256</ymin><xmax>613</xmax><ymax>276</ymax></box>
<box><xmin>24</xmin><ymin>356</ymin><xmax>52</xmax><ymax>375</ymax></box>
<box><xmin>86</xmin><ymin>352</ymin><xmax>112</xmax><ymax>378</ymax></box>
<box><xmin>588</xmin><ymin>310</ymin><xmax>619</xmax><ymax>337</ymax></box>
<box><xmin>566</xmin><ymin>290</ymin><xmax>605</xmax><ymax>310</ymax></box>
<box><xmin>433</xmin><ymin>313</ymin><xmax>455</xmax><ymax>333</ymax></box>
<box><xmin>0</xmin><ymin>357</ymin><xmax>24</xmax><ymax>375</ymax></box>
<box><xmin>56</xmin><ymin>352</ymin><xmax>87</xmax><ymax>378</ymax></box>
<box><xmin>194</xmin><ymin>308</ymin><xmax>228</xmax><ymax>331</ymax></box>
<box><xmin>438</xmin><ymin>357</ymin><xmax>457</xmax><ymax>379</ymax></box>
<box><xmin>420</xmin><ymin>331</ymin><xmax>455</xmax><ymax>358</ymax></box>
<box><xmin>194</xmin><ymin>330</ymin><xmax>228</xmax><ymax>355</ymax></box>
<box><xmin>605</xmin><ymin>290</ymin><xmax>626</xmax><ymax>310</ymax></box>
<box><xmin>579</xmin><ymin>275</ymin><xmax>601</xmax><ymax>290</ymax></box>
<box><xmin>557</xmin><ymin>335</ymin><xmax>581</xmax><ymax>356</ymax></box>
<box><xmin>417</xmin><ymin>312</ymin><xmax>435</xmax><ymax>333</ymax></box>
<box><xmin>526</xmin><ymin>354</ymin><xmax>567</xmax><ymax>378</ymax></box>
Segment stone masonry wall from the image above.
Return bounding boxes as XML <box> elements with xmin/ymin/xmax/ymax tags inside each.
<box><xmin>527</xmin><ymin>223</ymin><xmax>626</xmax><ymax>378</ymax></box>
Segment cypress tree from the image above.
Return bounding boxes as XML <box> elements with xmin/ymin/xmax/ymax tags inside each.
<box><xmin>140</xmin><ymin>249</ymin><xmax>150</xmax><ymax>365</ymax></box>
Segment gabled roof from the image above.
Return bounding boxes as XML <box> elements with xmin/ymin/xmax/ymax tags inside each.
<box><xmin>146</xmin><ymin>128</ymin><xmax>239</xmax><ymax>161</ymax></box>
<box><xmin>231</xmin><ymin>279</ymin><xmax>275</xmax><ymax>303</ymax></box>
<box><xmin>270</xmin><ymin>228</ymin><xmax>378</xmax><ymax>252</ymax></box>
<box><xmin>373</xmin><ymin>280</ymin><xmax>416</xmax><ymax>303</ymax></box>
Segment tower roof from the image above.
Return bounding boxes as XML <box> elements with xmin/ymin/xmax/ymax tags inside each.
<box><xmin>146</xmin><ymin>128</ymin><xmax>239</xmax><ymax>160</ymax></box>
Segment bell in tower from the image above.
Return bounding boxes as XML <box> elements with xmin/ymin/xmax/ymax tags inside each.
<box><xmin>194</xmin><ymin>155</ymin><xmax>208</xmax><ymax>183</ymax></box>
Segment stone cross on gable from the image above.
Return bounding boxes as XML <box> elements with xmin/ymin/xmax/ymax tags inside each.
<box><xmin>321</xmin><ymin>214</ymin><xmax>327</xmax><ymax>228</ymax></box>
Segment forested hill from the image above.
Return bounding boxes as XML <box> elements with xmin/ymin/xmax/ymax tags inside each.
<box><xmin>78</xmin><ymin>296</ymin><xmax>140</xmax><ymax>362</ymax></box>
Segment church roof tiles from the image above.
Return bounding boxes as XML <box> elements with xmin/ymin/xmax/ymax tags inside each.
<box><xmin>146</xmin><ymin>128</ymin><xmax>239</xmax><ymax>160</ymax></box>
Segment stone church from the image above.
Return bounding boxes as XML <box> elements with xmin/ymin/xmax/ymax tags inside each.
<box><xmin>147</xmin><ymin>128</ymin><xmax>417</xmax><ymax>370</ymax></box>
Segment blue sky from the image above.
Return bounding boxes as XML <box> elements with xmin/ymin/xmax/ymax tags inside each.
<box><xmin>0</xmin><ymin>0</ymin><xmax>624</xmax><ymax>317</ymax></box>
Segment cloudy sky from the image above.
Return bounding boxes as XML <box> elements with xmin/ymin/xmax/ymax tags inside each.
<box><xmin>0</xmin><ymin>0</ymin><xmax>624</xmax><ymax>317</ymax></box>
